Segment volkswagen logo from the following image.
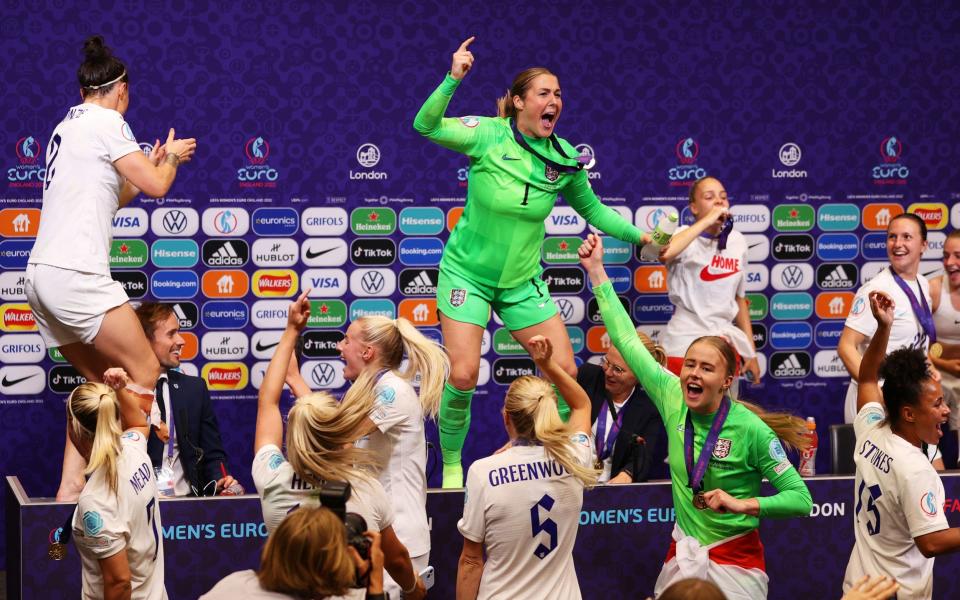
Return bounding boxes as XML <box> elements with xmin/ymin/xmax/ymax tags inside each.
<box><xmin>310</xmin><ymin>363</ymin><xmax>335</xmax><ymax>387</ymax></box>
<box><xmin>163</xmin><ymin>210</ymin><xmax>188</xmax><ymax>234</ymax></box>
<box><xmin>361</xmin><ymin>270</ymin><xmax>385</xmax><ymax>294</ymax></box>
<box><xmin>780</xmin><ymin>265</ymin><xmax>804</xmax><ymax>288</ymax></box>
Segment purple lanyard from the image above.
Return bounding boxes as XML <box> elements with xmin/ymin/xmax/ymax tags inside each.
<box><xmin>890</xmin><ymin>269</ymin><xmax>936</xmax><ymax>344</ymax></box>
<box><xmin>595</xmin><ymin>400</ymin><xmax>627</xmax><ymax>463</ymax></box>
<box><xmin>161</xmin><ymin>380</ymin><xmax>175</xmax><ymax>459</ymax></box>
<box><xmin>698</xmin><ymin>217</ymin><xmax>733</xmax><ymax>251</ymax></box>
<box><xmin>684</xmin><ymin>396</ymin><xmax>731</xmax><ymax>494</ymax></box>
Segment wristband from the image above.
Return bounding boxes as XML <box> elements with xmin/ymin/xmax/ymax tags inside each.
<box><xmin>366</xmin><ymin>593</ymin><xmax>387</xmax><ymax>600</ymax></box>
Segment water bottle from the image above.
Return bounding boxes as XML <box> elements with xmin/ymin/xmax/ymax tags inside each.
<box><xmin>798</xmin><ymin>417</ymin><xmax>818</xmax><ymax>476</ymax></box>
<box><xmin>640</xmin><ymin>212</ymin><xmax>679</xmax><ymax>262</ymax></box>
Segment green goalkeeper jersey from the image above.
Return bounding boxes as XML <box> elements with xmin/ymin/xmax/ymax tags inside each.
<box><xmin>414</xmin><ymin>74</ymin><xmax>644</xmax><ymax>288</ymax></box>
<box><xmin>594</xmin><ymin>280</ymin><xmax>813</xmax><ymax>545</ymax></box>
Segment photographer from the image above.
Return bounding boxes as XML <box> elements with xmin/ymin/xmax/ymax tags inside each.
<box><xmin>200</xmin><ymin>506</ymin><xmax>387</xmax><ymax>599</ymax></box>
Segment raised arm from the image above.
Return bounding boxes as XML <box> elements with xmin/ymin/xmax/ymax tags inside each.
<box><xmin>857</xmin><ymin>291</ymin><xmax>894</xmax><ymax>412</ymax></box>
<box><xmin>114</xmin><ymin>128</ymin><xmax>196</xmax><ymax>199</ymax></box>
<box><xmin>255</xmin><ymin>291</ymin><xmax>310</xmax><ymax>452</ymax></box>
<box><xmin>563</xmin><ymin>179</ymin><xmax>647</xmax><ymax>246</ymax></box>
<box><xmin>658</xmin><ymin>206</ymin><xmax>729</xmax><ymax>263</ymax></box>
<box><xmin>528</xmin><ymin>335</ymin><xmax>591</xmax><ymax>434</ymax></box>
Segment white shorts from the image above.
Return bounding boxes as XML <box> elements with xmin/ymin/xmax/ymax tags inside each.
<box><xmin>25</xmin><ymin>263</ymin><xmax>129</xmax><ymax>348</ymax></box>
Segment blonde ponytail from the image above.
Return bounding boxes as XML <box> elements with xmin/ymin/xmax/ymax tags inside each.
<box><xmin>505</xmin><ymin>376</ymin><xmax>599</xmax><ymax>488</ymax></box>
<box><xmin>737</xmin><ymin>400</ymin><xmax>812</xmax><ymax>452</ymax></box>
<box><xmin>354</xmin><ymin>316</ymin><xmax>450</xmax><ymax>419</ymax></box>
<box><xmin>67</xmin><ymin>383</ymin><xmax>123</xmax><ymax>496</ymax></box>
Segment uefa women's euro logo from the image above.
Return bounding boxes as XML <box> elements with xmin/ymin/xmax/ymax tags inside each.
<box><xmin>872</xmin><ymin>136</ymin><xmax>908</xmax><ymax>185</ymax></box>
<box><xmin>238</xmin><ymin>136</ymin><xmax>279</xmax><ymax>187</ymax></box>
<box><xmin>668</xmin><ymin>136</ymin><xmax>706</xmax><ymax>187</ymax></box>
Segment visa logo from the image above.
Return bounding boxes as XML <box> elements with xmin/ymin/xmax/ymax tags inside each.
<box><xmin>747</xmin><ymin>273</ymin><xmax>763</xmax><ymax>283</ymax></box>
<box><xmin>309</xmin><ymin>277</ymin><xmax>341</xmax><ymax>288</ymax></box>
<box><xmin>550</xmin><ymin>215</ymin><xmax>581</xmax><ymax>226</ymax></box>
<box><xmin>113</xmin><ymin>216</ymin><xmax>141</xmax><ymax>227</ymax></box>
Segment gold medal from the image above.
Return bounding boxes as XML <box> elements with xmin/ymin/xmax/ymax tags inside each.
<box><xmin>48</xmin><ymin>542</ymin><xmax>66</xmax><ymax>561</ymax></box>
<box><xmin>930</xmin><ymin>342</ymin><xmax>943</xmax><ymax>359</ymax></box>
<box><xmin>594</xmin><ymin>459</ymin><xmax>603</xmax><ymax>471</ymax></box>
<box><xmin>693</xmin><ymin>491</ymin><xmax>708</xmax><ymax>510</ymax></box>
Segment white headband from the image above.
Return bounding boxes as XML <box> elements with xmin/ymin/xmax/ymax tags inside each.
<box><xmin>85</xmin><ymin>70</ymin><xmax>126</xmax><ymax>90</ymax></box>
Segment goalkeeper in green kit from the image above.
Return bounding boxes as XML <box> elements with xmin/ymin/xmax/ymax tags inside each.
<box><xmin>414</xmin><ymin>37</ymin><xmax>650</xmax><ymax>488</ymax></box>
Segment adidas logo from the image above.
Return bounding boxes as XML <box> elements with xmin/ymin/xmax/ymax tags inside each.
<box><xmin>403</xmin><ymin>270</ymin><xmax>435</xmax><ymax>295</ymax></box>
<box><xmin>773</xmin><ymin>353</ymin><xmax>807</xmax><ymax>377</ymax></box>
<box><xmin>207</xmin><ymin>242</ymin><xmax>244</xmax><ymax>266</ymax></box>
<box><xmin>820</xmin><ymin>265</ymin><xmax>853</xmax><ymax>289</ymax></box>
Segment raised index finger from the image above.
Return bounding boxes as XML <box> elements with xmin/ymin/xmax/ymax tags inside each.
<box><xmin>458</xmin><ymin>36</ymin><xmax>476</xmax><ymax>52</ymax></box>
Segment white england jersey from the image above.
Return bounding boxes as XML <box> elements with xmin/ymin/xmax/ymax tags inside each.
<box><xmin>251</xmin><ymin>444</ymin><xmax>394</xmax><ymax>535</ymax></box>
<box><xmin>29</xmin><ymin>103</ymin><xmax>141</xmax><ymax>276</ymax></box>
<box><xmin>843</xmin><ymin>268</ymin><xmax>931</xmax><ymax>422</ymax></box>
<box><xmin>663</xmin><ymin>227</ymin><xmax>754</xmax><ymax>359</ymax></box>
<box><xmin>199</xmin><ymin>569</ymin><xmax>364</xmax><ymax>600</ymax></box>
<box><xmin>355</xmin><ymin>370</ymin><xmax>430</xmax><ymax>556</ymax></box>
<box><xmin>458</xmin><ymin>434</ymin><xmax>592</xmax><ymax>600</ymax></box>
<box><xmin>843</xmin><ymin>402</ymin><xmax>948</xmax><ymax>600</ymax></box>
<box><xmin>72</xmin><ymin>430</ymin><xmax>166</xmax><ymax>600</ymax></box>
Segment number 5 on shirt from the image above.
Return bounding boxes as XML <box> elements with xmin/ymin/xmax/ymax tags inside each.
<box><xmin>530</xmin><ymin>494</ymin><xmax>557</xmax><ymax>559</ymax></box>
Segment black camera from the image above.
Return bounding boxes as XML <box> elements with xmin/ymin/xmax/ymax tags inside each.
<box><xmin>319</xmin><ymin>481</ymin><xmax>372</xmax><ymax>587</ymax></box>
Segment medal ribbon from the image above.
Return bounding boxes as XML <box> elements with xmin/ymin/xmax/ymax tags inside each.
<box><xmin>509</xmin><ymin>118</ymin><xmax>587</xmax><ymax>173</ymax></box>
<box><xmin>890</xmin><ymin>269</ymin><xmax>936</xmax><ymax>344</ymax></box>
<box><xmin>684</xmin><ymin>396</ymin><xmax>731</xmax><ymax>495</ymax></box>
<box><xmin>595</xmin><ymin>401</ymin><xmax>626</xmax><ymax>465</ymax></box>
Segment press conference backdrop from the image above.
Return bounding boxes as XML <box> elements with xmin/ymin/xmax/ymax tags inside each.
<box><xmin>1</xmin><ymin>0</ymin><xmax>959</xmax><ymax>567</ymax></box>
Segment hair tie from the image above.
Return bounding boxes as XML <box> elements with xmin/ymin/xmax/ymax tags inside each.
<box><xmin>85</xmin><ymin>70</ymin><xmax>126</xmax><ymax>90</ymax></box>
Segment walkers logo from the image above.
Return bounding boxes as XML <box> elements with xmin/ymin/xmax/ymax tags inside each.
<box><xmin>860</xmin><ymin>232</ymin><xmax>889</xmax><ymax>260</ymax></box>
<box><xmin>399</xmin><ymin>207</ymin><xmax>444</xmax><ymax>235</ymax></box>
<box><xmin>349</xmin><ymin>268</ymin><xmax>396</xmax><ymax>297</ymax></box>
<box><xmin>816</xmin><ymin>263</ymin><xmax>858</xmax><ymax>290</ymax></box>
<box><xmin>1</xmin><ymin>364</ymin><xmax>41</xmax><ymax>394</ymax></box>
<box><xmin>112</xmin><ymin>271</ymin><xmax>148</xmax><ymax>298</ymax></box>
<box><xmin>555</xmin><ymin>296</ymin><xmax>585</xmax><ymax>324</ymax></box>
<box><xmin>350</xmin><ymin>208</ymin><xmax>396</xmax><ymax>235</ymax></box>
<box><xmin>542</xmin><ymin>267</ymin><xmax>584</xmax><ymax>294</ymax></box>
<box><xmin>307</xmin><ymin>300</ymin><xmax>348</xmax><ymax>328</ymax></box>
<box><xmin>152</xmin><ymin>239</ymin><xmax>199</xmax><ymax>268</ymax></box>
<box><xmin>202</xmin><ymin>208</ymin><xmax>250</xmax><ymax>237</ymax></box>
<box><xmin>300</xmin><ymin>330</ymin><xmax>342</xmax><ymax>359</ymax></box>
<box><xmin>770</xmin><ymin>292</ymin><xmax>813</xmax><ymax>320</ymax></box>
<box><xmin>545</xmin><ymin>207</ymin><xmax>587</xmax><ymax>235</ymax></box>
<box><xmin>399</xmin><ymin>298</ymin><xmax>439</xmax><ymax>326</ymax></box>
<box><xmin>492</xmin><ymin>358</ymin><xmax>536</xmax><ymax>385</ymax></box>
<box><xmin>817</xmin><ymin>233</ymin><xmax>859</xmax><ymax>261</ymax></box>
<box><xmin>771</xmin><ymin>234</ymin><xmax>814</xmax><ymax>261</ymax></box>
<box><xmin>771</xmin><ymin>264</ymin><xmax>813</xmax><ymax>291</ymax></box>
<box><xmin>350</xmin><ymin>299</ymin><xmax>396</xmax><ymax>320</ymax></box>
<box><xmin>769</xmin><ymin>352</ymin><xmax>811</xmax><ymax>379</ymax></box>
<box><xmin>252</xmin><ymin>238</ymin><xmax>298</xmax><ymax>267</ymax></box>
<box><xmin>253</xmin><ymin>269</ymin><xmax>298</xmax><ymax>298</ymax></box>
<box><xmin>252</xmin><ymin>300</ymin><xmax>290</xmax><ymax>329</ymax></box>
<box><xmin>238</xmin><ymin>136</ymin><xmax>279</xmax><ymax>187</ymax></box>
<box><xmin>632</xmin><ymin>295</ymin><xmax>674</xmax><ymax>323</ymax></box>
<box><xmin>744</xmin><ymin>235</ymin><xmax>770</xmax><ymax>263</ymax></box>
<box><xmin>698</xmin><ymin>254</ymin><xmax>741</xmax><ymax>282</ymax></box>
<box><xmin>47</xmin><ymin>365</ymin><xmax>85</xmax><ymax>394</ymax></box>
<box><xmin>302</xmin><ymin>238</ymin><xmax>348</xmax><ymax>267</ymax></box>
<box><xmin>201</xmin><ymin>331</ymin><xmax>249</xmax><ymax>360</ymax></box>
<box><xmin>0</xmin><ymin>333</ymin><xmax>44</xmax><ymax>363</ymax></box>
<box><xmin>769</xmin><ymin>322</ymin><xmax>813</xmax><ymax>350</ymax></box>
<box><xmin>635</xmin><ymin>265</ymin><xmax>668</xmax><ymax>293</ymax></box>
<box><xmin>251</xmin><ymin>330</ymin><xmax>283</xmax><ymax>359</ymax></box>
<box><xmin>817</xmin><ymin>204</ymin><xmax>860</xmax><ymax>231</ymax></box>
<box><xmin>729</xmin><ymin>205</ymin><xmax>770</xmax><ymax>233</ymax></box>
<box><xmin>772</xmin><ymin>205</ymin><xmax>814</xmax><ymax>232</ymax></box>
<box><xmin>151</xmin><ymin>207</ymin><xmax>199</xmax><ymax>237</ymax></box>
<box><xmin>542</xmin><ymin>237</ymin><xmax>581</xmax><ymax>264</ymax></box>
<box><xmin>771</xmin><ymin>142</ymin><xmax>807</xmax><ymax>179</ymax></box>
<box><xmin>814</xmin><ymin>321</ymin><xmax>845</xmax><ymax>349</ymax></box>
<box><xmin>202</xmin><ymin>362</ymin><xmax>249</xmax><ymax>391</ymax></box>
<box><xmin>668</xmin><ymin>137</ymin><xmax>706</xmax><ymax>187</ymax></box>
<box><xmin>200</xmin><ymin>270</ymin><xmax>248</xmax><ymax>299</ymax></box>
<box><xmin>170</xmin><ymin>302</ymin><xmax>198</xmax><ymax>330</ymax></box>
<box><xmin>151</xmin><ymin>270</ymin><xmax>199</xmax><ymax>299</ymax></box>
<box><xmin>399</xmin><ymin>238</ymin><xmax>443</xmax><ymax>266</ymax></box>
<box><xmin>814</xmin><ymin>350</ymin><xmax>848</xmax><ymax>378</ymax></box>
<box><xmin>351</xmin><ymin>143</ymin><xmax>388</xmax><ymax>180</ymax></box>
<box><xmin>587</xmin><ymin>295</ymin><xmax>629</xmax><ymax>324</ymax></box>
<box><xmin>872</xmin><ymin>136</ymin><xmax>909</xmax><ymax>185</ymax></box>
<box><xmin>746</xmin><ymin>293</ymin><xmax>768</xmax><ymax>320</ymax></box>
<box><xmin>301</xmin><ymin>360</ymin><xmax>346</xmax><ymax>389</ymax></box>
<box><xmin>202</xmin><ymin>239</ymin><xmax>249</xmax><ymax>268</ymax></box>
<box><xmin>303</xmin><ymin>269</ymin><xmax>348</xmax><ymax>297</ymax></box>
<box><xmin>815</xmin><ymin>292</ymin><xmax>854</xmax><ymax>319</ymax></box>
<box><xmin>8</xmin><ymin>136</ymin><xmax>45</xmax><ymax>188</ymax></box>
<box><xmin>908</xmin><ymin>203</ymin><xmax>948</xmax><ymax>230</ymax></box>
<box><xmin>252</xmin><ymin>207</ymin><xmax>299</xmax><ymax>236</ymax></box>
<box><xmin>109</xmin><ymin>240</ymin><xmax>148</xmax><ymax>268</ymax></box>
<box><xmin>0</xmin><ymin>240</ymin><xmax>32</xmax><ymax>269</ymax></box>
<box><xmin>0</xmin><ymin>208</ymin><xmax>40</xmax><ymax>237</ymax></box>
<box><xmin>302</xmin><ymin>207</ymin><xmax>348</xmax><ymax>236</ymax></box>
<box><xmin>752</xmin><ymin>323</ymin><xmax>767</xmax><ymax>350</ymax></box>
<box><xmin>493</xmin><ymin>328</ymin><xmax>526</xmax><ymax>355</ymax></box>
<box><xmin>350</xmin><ymin>238</ymin><xmax>396</xmax><ymax>266</ymax></box>
<box><xmin>112</xmin><ymin>207</ymin><xmax>148</xmax><ymax>236</ymax></box>
<box><xmin>399</xmin><ymin>269</ymin><xmax>439</xmax><ymax>296</ymax></box>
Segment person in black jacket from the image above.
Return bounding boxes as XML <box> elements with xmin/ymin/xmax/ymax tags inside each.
<box><xmin>136</xmin><ymin>302</ymin><xmax>238</xmax><ymax>496</ymax></box>
<box><xmin>577</xmin><ymin>329</ymin><xmax>668</xmax><ymax>483</ymax></box>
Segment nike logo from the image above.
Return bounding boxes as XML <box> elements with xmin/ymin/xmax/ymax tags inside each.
<box><xmin>748</xmin><ymin>241</ymin><xmax>763</xmax><ymax>250</ymax></box>
<box><xmin>255</xmin><ymin>340</ymin><xmax>280</xmax><ymax>352</ymax></box>
<box><xmin>305</xmin><ymin>247</ymin><xmax>336</xmax><ymax>259</ymax></box>
<box><xmin>699</xmin><ymin>265</ymin><xmax>740</xmax><ymax>282</ymax></box>
<box><xmin>1</xmin><ymin>373</ymin><xmax>39</xmax><ymax>387</ymax></box>
<box><xmin>501</xmin><ymin>154</ymin><xmax>520</xmax><ymax>161</ymax></box>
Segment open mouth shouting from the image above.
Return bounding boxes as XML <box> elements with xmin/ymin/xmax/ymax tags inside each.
<box><xmin>540</xmin><ymin>109</ymin><xmax>557</xmax><ymax>133</ymax></box>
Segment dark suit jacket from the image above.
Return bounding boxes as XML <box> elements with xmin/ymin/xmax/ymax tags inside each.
<box><xmin>577</xmin><ymin>362</ymin><xmax>667</xmax><ymax>482</ymax></box>
<box><xmin>147</xmin><ymin>370</ymin><xmax>229</xmax><ymax>496</ymax></box>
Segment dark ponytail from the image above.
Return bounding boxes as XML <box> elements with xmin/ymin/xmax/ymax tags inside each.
<box><xmin>78</xmin><ymin>36</ymin><xmax>128</xmax><ymax>97</ymax></box>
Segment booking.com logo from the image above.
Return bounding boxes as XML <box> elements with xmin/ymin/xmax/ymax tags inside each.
<box><xmin>16</xmin><ymin>136</ymin><xmax>40</xmax><ymax>165</ymax></box>
<box><xmin>245</xmin><ymin>136</ymin><xmax>270</xmax><ymax>165</ymax></box>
